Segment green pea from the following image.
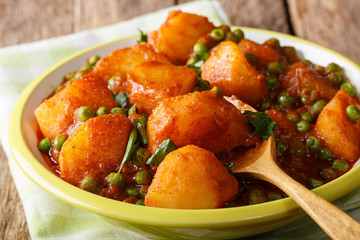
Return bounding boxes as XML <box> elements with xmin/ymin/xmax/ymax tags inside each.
<box><xmin>265</xmin><ymin>38</ymin><xmax>280</xmax><ymax>50</ymax></box>
<box><xmin>38</xmin><ymin>138</ymin><xmax>51</xmax><ymax>152</ymax></box>
<box><xmin>340</xmin><ymin>82</ymin><xmax>356</xmax><ymax>97</ymax></box>
<box><xmin>245</xmin><ymin>52</ymin><xmax>258</xmax><ymax>65</ymax></box>
<box><xmin>321</xmin><ymin>167</ymin><xmax>336</xmax><ymax>180</ymax></box>
<box><xmin>107</xmin><ymin>172</ymin><xmax>126</xmax><ymax>188</ymax></box>
<box><xmin>225</xmin><ymin>31</ymin><xmax>241</xmax><ymax>43</ymax></box>
<box><xmin>312</xmin><ymin>100</ymin><xmax>327</xmax><ymax>114</ymax></box>
<box><xmin>346</xmin><ymin>105</ymin><xmax>360</xmax><ymax>122</ymax></box>
<box><xmin>314</xmin><ymin>65</ymin><xmax>325</xmax><ymax>73</ymax></box>
<box><xmin>296</xmin><ymin>120</ymin><xmax>310</xmax><ymax>132</ymax></box>
<box><xmin>268</xmin><ymin>192</ymin><xmax>282</xmax><ymax>201</ymax></box>
<box><xmin>249</xmin><ymin>189</ymin><xmax>268</xmax><ymax>205</ymax></box>
<box><xmin>135</xmin><ymin>199</ymin><xmax>145</xmax><ymax>205</ymax></box>
<box><xmin>108</xmin><ymin>76</ymin><xmax>116</xmax><ymax>88</ymax></box>
<box><xmin>132</xmin><ymin>148</ymin><xmax>149</xmax><ymax>166</ymax></box>
<box><xmin>193</xmin><ymin>42</ymin><xmax>208</xmax><ymax>56</ymax></box>
<box><xmin>65</xmin><ymin>71</ymin><xmax>76</xmax><ymax>81</ymax></box>
<box><xmin>126</xmin><ymin>185</ymin><xmax>138</xmax><ymax>196</ymax></box>
<box><xmin>287</xmin><ymin>112</ymin><xmax>300</xmax><ymax>123</ymax></box>
<box><xmin>266</xmin><ymin>75</ymin><xmax>278</xmax><ymax>89</ymax></box>
<box><xmin>80</xmin><ymin>175</ymin><xmax>97</xmax><ymax>193</ymax></box>
<box><xmin>306</xmin><ymin>136</ymin><xmax>321</xmax><ymax>152</ymax></box>
<box><xmin>96</xmin><ymin>106</ymin><xmax>108</xmax><ymax>116</ymax></box>
<box><xmin>300</xmin><ymin>88</ymin><xmax>313</xmax><ymax>105</ymax></box>
<box><xmin>135</xmin><ymin>170</ymin><xmax>152</xmax><ymax>185</ymax></box>
<box><xmin>261</xmin><ymin>100</ymin><xmax>271</xmax><ymax>110</ymax></box>
<box><xmin>307</xmin><ymin>178</ymin><xmax>323</xmax><ymax>189</ymax></box>
<box><xmin>210</xmin><ymin>28</ymin><xmax>225</xmax><ymax>41</ymax></box>
<box><xmin>332</xmin><ymin>159</ymin><xmax>349</xmax><ymax>171</ymax></box>
<box><xmin>318</xmin><ymin>148</ymin><xmax>333</xmax><ymax>161</ymax></box>
<box><xmin>283</xmin><ymin>47</ymin><xmax>297</xmax><ymax>62</ymax></box>
<box><xmin>53</xmin><ymin>135</ymin><xmax>67</xmax><ymax>150</ymax></box>
<box><xmin>326</xmin><ymin>62</ymin><xmax>340</xmax><ymax>73</ymax></box>
<box><xmin>77</xmin><ymin>106</ymin><xmax>95</xmax><ymax>121</ymax></box>
<box><xmin>233</xmin><ymin>29</ymin><xmax>244</xmax><ymax>39</ymax></box>
<box><xmin>73</xmin><ymin>71</ymin><xmax>84</xmax><ymax>80</ymax></box>
<box><xmin>139</xmin><ymin>185</ymin><xmax>149</xmax><ymax>198</ymax></box>
<box><xmin>267</xmin><ymin>62</ymin><xmax>283</xmax><ymax>75</ymax></box>
<box><xmin>80</xmin><ymin>64</ymin><xmax>93</xmax><ymax>71</ymax></box>
<box><xmin>277</xmin><ymin>92</ymin><xmax>295</xmax><ymax>107</ymax></box>
<box><xmin>201</xmin><ymin>52</ymin><xmax>210</xmax><ymax>61</ymax></box>
<box><xmin>300</xmin><ymin>112</ymin><xmax>313</xmax><ymax>122</ymax></box>
<box><xmin>211</xmin><ymin>86</ymin><xmax>223</xmax><ymax>97</ymax></box>
<box><xmin>88</xmin><ymin>55</ymin><xmax>100</xmax><ymax>66</ymax></box>
<box><xmin>274</xmin><ymin>104</ymin><xmax>283</xmax><ymax>112</ymax></box>
<box><xmin>328</xmin><ymin>71</ymin><xmax>345</xmax><ymax>87</ymax></box>
<box><xmin>277</xmin><ymin>141</ymin><xmax>286</xmax><ymax>156</ymax></box>
<box><xmin>110</xmin><ymin>107</ymin><xmax>127</xmax><ymax>115</ymax></box>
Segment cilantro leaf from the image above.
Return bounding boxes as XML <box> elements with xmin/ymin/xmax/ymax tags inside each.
<box><xmin>137</xmin><ymin>30</ymin><xmax>148</xmax><ymax>44</ymax></box>
<box><xmin>243</xmin><ymin>110</ymin><xmax>277</xmax><ymax>140</ymax></box>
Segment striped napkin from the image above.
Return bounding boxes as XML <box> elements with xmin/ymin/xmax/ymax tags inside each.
<box><xmin>1</xmin><ymin>0</ymin><xmax>359</xmax><ymax>239</ymax></box>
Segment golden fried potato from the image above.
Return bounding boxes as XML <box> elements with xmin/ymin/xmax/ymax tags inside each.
<box><xmin>147</xmin><ymin>90</ymin><xmax>260</xmax><ymax>154</ymax></box>
<box><xmin>127</xmin><ymin>61</ymin><xmax>197</xmax><ymax>114</ymax></box>
<box><xmin>59</xmin><ymin>114</ymin><xmax>132</xmax><ymax>186</ymax></box>
<box><xmin>315</xmin><ymin>90</ymin><xmax>360</xmax><ymax>161</ymax></box>
<box><xmin>145</xmin><ymin>145</ymin><xmax>238</xmax><ymax>209</ymax></box>
<box><xmin>201</xmin><ymin>41</ymin><xmax>268</xmax><ymax>105</ymax></box>
<box><xmin>148</xmin><ymin>10</ymin><xmax>215</xmax><ymax>64</ymax></box>
<box><xmin>238</xmin><ymin>38</ymin><xmax>283</xmax><ymax>68</ymax></box>
<box><xmin>93</xmin><ymin>43</ymin><xmax>170</xmax><ymax>93</ymax></box>
<box><xmin>279</xmin><ymin>61</ymin><xmax>337</xmax><ymax>101</ymax></box>
<box><xmin>34</xmin><ymin>72</ymin><xmax>118</xmax><ymax>140</ymax></box>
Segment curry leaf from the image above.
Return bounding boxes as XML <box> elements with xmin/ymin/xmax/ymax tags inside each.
<box><xmin>243</xmin><ymin>110</ymin><xmax>277</xmax><ymax>140</ymax></box>
<box><xmin>146</xmin><ymin>139</ymin><xmax>178</xmax><ymax>166</ymax></box>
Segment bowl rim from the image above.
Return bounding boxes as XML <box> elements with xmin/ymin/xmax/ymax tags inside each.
<box><xmin>9</xmin><ymin>27</ymin><xmax>360</xmax><ymax>229</ymax></box>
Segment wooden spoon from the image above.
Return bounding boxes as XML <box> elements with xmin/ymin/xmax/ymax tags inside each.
<box><xmin>231</xmin><ymin>135</ymin><xmax>360</xmax><ymax>240</ymax></box>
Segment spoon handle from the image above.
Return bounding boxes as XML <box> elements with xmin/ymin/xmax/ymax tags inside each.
<box><xmin>249</xmin><ymin>159</ymin><xmax>360</xmax><ymax>240</ymax></box>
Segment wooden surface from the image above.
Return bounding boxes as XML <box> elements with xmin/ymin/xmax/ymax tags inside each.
<box><xmin>0</xmin><ymin>0</ymin><xmax>359</xmax><ymax>239</ymax></box>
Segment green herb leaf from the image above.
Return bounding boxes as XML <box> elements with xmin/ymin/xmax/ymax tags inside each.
<box><xmin>115</xmin><ymin>91</ymin><xmax>128</xmax><ymax>108</ymax></box>
<box><xmin>136</xmin><ymin>116</ymin><xmax>148</xmax><ymax>146</ymax></box>
<box><xmin>137</xmin><ymin>30</ymin><xmax>148</xmax><ymax>44</ymax></box>
<box><xmin>117</xmin><ymin>119</ymin><xmax>138</xmax><ymax>174</ymax></box>
<box><xmin>243</xmin><ymin>110</ymin><xmax>277</xmax><ymax>140</ymax></box>
<box><xmin>146</xmin><ymin>139</ymin><xmax>178</xmax><ymax>165</ymax></box>
<box><xmin>127</xmin><ymin>104</ymin><xmax>137</xmax><ymax>116</ymax></box>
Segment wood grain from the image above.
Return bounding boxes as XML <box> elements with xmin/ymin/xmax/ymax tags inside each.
<box><xmin>288</xmin><ymin>0</ymin><xmax>360</xmax><ymax>64</ymax></box>
<box><xmin>0</xmin><ymin>0</ymin><xmax>359</xmax><ymax>239</ymax></box>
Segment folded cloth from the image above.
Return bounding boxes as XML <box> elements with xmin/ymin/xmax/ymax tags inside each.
<box><xmin>0</xmin><ymin>0</ymin><xmax>359</xmax><ymax>239</ymax></box>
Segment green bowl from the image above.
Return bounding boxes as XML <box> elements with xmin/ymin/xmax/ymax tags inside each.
<box><xmin>9</xmin><ymin>28</ymin><xmax>360</xmax><ymax>240</ymax></box>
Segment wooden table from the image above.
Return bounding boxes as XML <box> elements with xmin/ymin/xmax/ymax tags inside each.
<box><xmin>1</xmin><ymin>0</ymin><xmax>359</xmax><ymax>239</ymax></box>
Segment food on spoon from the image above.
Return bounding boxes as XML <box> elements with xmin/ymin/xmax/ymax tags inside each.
<box><xmin>93</xmin><ymin>43</ymin><xmax>170</xmax><ymax>94</ymax></box>
<box><xmin>147</xmin><ymin>89</ymin><xmax>260</xmax><ymax>154</ymax></box>
<box><xmin>201</xmin><ymin>41</ymin><xmax>268</xmax><ymax>105</ymax></box>
<box><xmin>34</xmin><ymin>72</ymin><xmax>117</xmax><ymax>140</ymax></box>
<box><xmin>145</xmin><ymin>145</ymin><xmax>238</xmax><ymax>209</ymax></box>
<box><xmin>148</xmin><ymin>10</ymin><xmax>215</xmax><ymax>64</ymax></box>
<box><xmin>315</xmin><ymin>90</ymin><xmax>360</xmax><ymax>161</ymax></box>
<box><xmin>127</xmin><ymin>61</ymin><xmax>197</xmax><ymax>114</ymax></box>
<box><xmin>59</xmin><ymin>114</ymin><xmax>132</xmax><ymax>186</ymax></box>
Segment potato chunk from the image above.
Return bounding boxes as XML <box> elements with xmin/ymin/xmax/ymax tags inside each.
<box><xmin>147</xmin><ymin>90</ymin><xmax>260</xmax><ymax>154</ymax></box>
<box><xmin>93</xmin><ymin>43</ymin><xmax>170</xmax><ymax>93</ymax></box>
<box><xmin>127</xmin><ymin>61</ymin><xmax>197</xmax><ymax>114</ymax></box>
<box><xmin>145</xmin><ymin>145</ymin><xmax>238</xmax><ymax>209</ymax></box>
<box><xmin>148</xmin><ymin>10</ymin><xmax>215</xmax><ymax>64</ymax></box>
<box><xmin>34</xmin><ymin>72</ymin><xmax>117</xmax><ymax>140</ymax></box>
<box><xmin>59</xmin><ymin>114</ymin><xmax>132</xmax><ymax>185</ymax></box>
<box><xmin>279</xmin><ymin>61</ymin><xmax>337</xmax><ymax>101</ymax></box>
<box><xmin>238</xmin><ymin>39</ymin><xmax>283</xmax><ymax>68</ymax></box>
<box><xmin>202</xmin><ymin>41</ymin><xmax>268</xmax><ymax>105</ymax></box>
<box><xmin>315</xmin><ymin>90</ymin><xmax>360</xmax><ymax>161</ymax></box>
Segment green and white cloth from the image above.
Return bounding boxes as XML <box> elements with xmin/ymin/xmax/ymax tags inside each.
<box><xmin>0</xmin><ymin>0</ymin><xmax>359</xmax><ymax>239</ymax></box>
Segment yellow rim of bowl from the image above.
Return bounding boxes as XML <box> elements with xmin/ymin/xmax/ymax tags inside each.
<box><xmin>9</xmin><ymin>27</ymin><xmax>360</xmax><ymax>229</ymax></box>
